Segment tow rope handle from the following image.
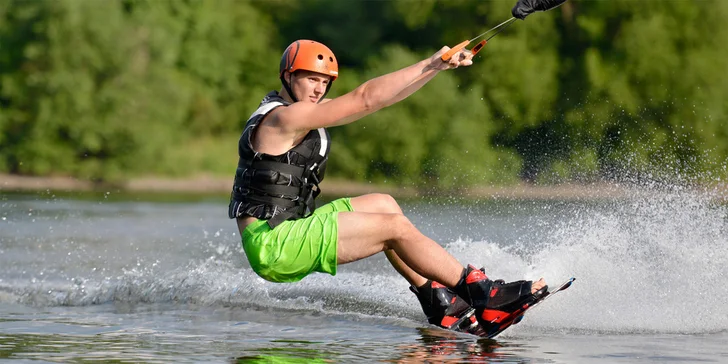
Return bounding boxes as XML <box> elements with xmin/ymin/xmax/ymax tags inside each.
<box><xmin>471</xmin><ymin>40</ymin><xmax>488</xmax><ymax>55</ymax></box>
<box><xmin>441</xmin><ymin>40</ymin><xmax>469</xmax><ymax>61</ymax></box>
<box><xmin>440</xmin><ymin>39</ymin><xmax>488</xmax><ymax>62</ymax></box>
<box><xmin>441</xmin><ymin>0</ymin><xmax>568</xmax><ymax>62</ymax></box>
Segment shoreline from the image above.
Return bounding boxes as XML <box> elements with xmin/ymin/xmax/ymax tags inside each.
<box><xmin>1</xmin><ymin>173</ymin><xmax>726</xmax><ymax>201</ymax></box>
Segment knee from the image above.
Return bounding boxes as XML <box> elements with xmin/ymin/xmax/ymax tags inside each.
<box><xmin>351</xmin><ymin>193</ymin><xmax>403</xmax><ymax>214</ymax></box>
<box><xmin>386</xmin><ymin>213</ymin><xmax>417</xmax><ymax>247</ymax></box>
<box><xmin>368</xmin><ymin>193</ymin><xmax>402</xmax><ymax>214</ymax></box>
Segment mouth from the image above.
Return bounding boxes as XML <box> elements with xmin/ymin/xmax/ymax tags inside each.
<box><xmin>308</xmin><ymin>96</ymin><xmax>319</xmax><ymax>103</ymax></box>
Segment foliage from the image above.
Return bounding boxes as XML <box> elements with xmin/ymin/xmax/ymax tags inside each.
<box><xmin>0</xmin><ymin>0</ymin><xmax>277</xmax><ymax>181</ymax></box>
<box><xmin>1</xmin><ymin>0</ymin><xmax>727</xmax><ymax>187</ymax></box>
<box><xmin>327</xmin><ymin>45</ymin><xmax>521</xmax><ymax>190</ymax></box>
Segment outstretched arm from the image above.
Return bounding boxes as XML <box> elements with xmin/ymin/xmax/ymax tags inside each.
<box><xmin>384</xmin><ymin>62</ymin><xmax>443</xmax><ymax>107</ymax></box>
<box><xmin>271</xmin><ymin>46</ymin><xmax>474</xmax><ymax>132</ymax></box>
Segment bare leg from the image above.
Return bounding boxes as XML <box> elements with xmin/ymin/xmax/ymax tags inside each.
<box><xmin>337</xmin><ymin>194</ymin><xmax>464</xmax><ymax>287</ymax></box>
<box><xmin>337</xmin><ymin>210</ymin><xmax>465</xmax><ymax>287</ymax></box>
<box><xmin>340</xmin><ymin>193</ymin><xmax>547</xmax><ymax>293</ymax></box>
<box><xmin>348</xmin><ymin>194</ymin><xmax>429</xmax><ymax>287</ymax></box>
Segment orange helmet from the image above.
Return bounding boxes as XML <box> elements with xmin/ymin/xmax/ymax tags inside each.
<box><xmin>279</xmin><ymin>40</ymin><xmax>338</xmax><ymax>102</ymax></box>
<box><xmin>279</xmin><ymin>39</ymin><xmax>339</xmax><ymax>80</ymax></box>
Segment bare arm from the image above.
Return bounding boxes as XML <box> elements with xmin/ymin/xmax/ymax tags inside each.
<box><xmin>388</xmin><ymin>47</ymin><xmax>476</xmax><ymax>106</ymax></box>
<box><xmin>270</xmin><ymin>46</ymin><xmax>474</xmax><ymax>132</ymax></box>
<box><xmin>383</xmin><ymin>66</ymin><xmax>440</xmax><ymax>107</ymax></box>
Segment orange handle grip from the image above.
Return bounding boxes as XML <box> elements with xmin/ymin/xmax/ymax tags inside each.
<box><xmin>441</xmin><ymin>40</ymin><xmax>470</xmax><ymax>61</ymax></box>
<box><xmin>471</xmin><ymin>40</ymin><xmax>488</xmax><ymax>56</ymax></box>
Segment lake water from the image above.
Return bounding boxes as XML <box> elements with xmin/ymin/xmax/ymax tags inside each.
<box><xmin>1</xmin><ymin>186</ymin><xmax>727</xmax><ymax>363</ymax></box>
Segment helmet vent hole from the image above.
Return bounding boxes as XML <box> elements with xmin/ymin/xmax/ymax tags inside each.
<box><xmin>317</xmin><ymin>54</ymin><xmax>324</xmax><ymax>60</ymax></box>
<box><xmin>329</xmin><ymin>56</ymin><xmax>334</xmax><ymax>62</ymax></box>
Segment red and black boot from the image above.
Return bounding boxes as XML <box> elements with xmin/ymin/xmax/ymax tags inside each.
<box><xmin>410</xmin><ymin>280</ymin><xmax>481</xmax><ymax>334</ymax></box>
<box><xmin>454</xmin><ymin>265</ymin><xmax>547</xmax><ymax>337</ymax></box>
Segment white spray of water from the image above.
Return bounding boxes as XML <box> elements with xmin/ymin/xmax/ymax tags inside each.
<box><xmin>527</xmin><ymin>186</ymin><xmax>728</xmax><ymax>334</ymax></box>
<box><xmin>4</xmin><ymin>185</ymin><xmax>726</xmax><ymax>335</ymax></box>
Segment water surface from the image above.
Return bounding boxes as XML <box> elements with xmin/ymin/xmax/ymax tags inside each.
<box><xmin>1</xmin><ymin>187</ymin><xmax>727</xmax><ymax>363</ymax></box>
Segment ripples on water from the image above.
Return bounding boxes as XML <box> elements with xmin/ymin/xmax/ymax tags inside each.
<box><xmin>1</xmin><ymin>184</ymin><xmax>727</xmax><ymax>363</ymax></box>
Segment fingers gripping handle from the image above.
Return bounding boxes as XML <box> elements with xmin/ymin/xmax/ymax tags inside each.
<box><xmin>441</xmin><ymin>39</ymin><xmax>488</xmax><ymax>62</ymax></box>
<box><xmin>441</xmin><ymin>40</ymin><xmax>470</xmax><ymax>61</ymax></box>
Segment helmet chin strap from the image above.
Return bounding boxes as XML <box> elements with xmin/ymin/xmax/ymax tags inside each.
<box><xmin>280</xmin><ymin>72</ymin><xmax>299</xmax><ymax>103</ymax></box>
<box><xmin>321</xmin><ymin>82</ymin><xmax>333</xmax><ymax>102</ymax></box>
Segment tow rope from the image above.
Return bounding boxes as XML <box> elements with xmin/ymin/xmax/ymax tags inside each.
<box><xmin>441</xmin><ymin>0</ymin><xmax>568</xmax><ymax>61</ymax></box>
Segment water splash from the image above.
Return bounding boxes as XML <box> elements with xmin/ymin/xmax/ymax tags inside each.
<box><xmin>2</xmin><ymin>185</ymin><xmax>726</xmax><ymax>336</ymax></box>
<box><xmin>529</xmin><ymin>185</ymin><xmax>728</xmax><ymax>334</ymax></box>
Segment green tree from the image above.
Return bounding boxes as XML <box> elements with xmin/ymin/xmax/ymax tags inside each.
<box><xmin>0</xmin><ymin>0</ymin><xmax>280</xmax><ymax>181</ymax></box>
<box><xmin>327</xmin><ymin>46</ymin><xmax>521</xmax><ymax>191</ymax></box>
<box><xmin>2</xmin><ymin>0</ymin><xmax>727</xmax><ymax>188</ymax></box>
<box><xmin>556</xmin><ymin>0</ymin><xmax>728</xmax><ymax>182</ymax></box>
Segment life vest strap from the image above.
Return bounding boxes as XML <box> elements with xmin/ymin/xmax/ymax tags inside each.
<box><xmin>250</xmin><ymin>160</ymin><xmax>306</xmax><ymax>177</ymax></box>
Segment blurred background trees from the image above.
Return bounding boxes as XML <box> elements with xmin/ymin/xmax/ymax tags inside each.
<box><xmin>1</xmin><ymin>0</ymin><xmax>727</xmax><ymax>189</ymax></box>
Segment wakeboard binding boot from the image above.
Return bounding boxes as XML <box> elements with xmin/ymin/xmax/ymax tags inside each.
<box><xmin>454</xmin><ymin>265</ymin><xmax>548</xmax><ymax>337</ymax></box>
<box><xmin>410</xmin><ymin>280</ymin><xmax>483</xmax><ymax>335</ymax></box>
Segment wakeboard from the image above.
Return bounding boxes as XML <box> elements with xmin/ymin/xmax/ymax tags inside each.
<box><xmin>445</xmin><ymin>277</ymin><xmax>576</xmax><ymax>339</ymax></box>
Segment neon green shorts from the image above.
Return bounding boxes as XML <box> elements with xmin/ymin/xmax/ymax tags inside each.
<box><xmin>242</xmin><ymin>198</ymin><xmax>354</xmax><ymax>283</ymax></box>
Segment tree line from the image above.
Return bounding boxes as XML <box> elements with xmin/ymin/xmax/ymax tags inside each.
<box><xmin>1</xmin><ymin>0</ymin><xmax>727</xmax><ymax>189</ymax></box>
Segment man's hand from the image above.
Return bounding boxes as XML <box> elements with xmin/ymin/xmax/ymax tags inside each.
<box><xmin>429</xmin><ymin>46</ymin><xmax>475</xmax><ymax>71</ymax></box>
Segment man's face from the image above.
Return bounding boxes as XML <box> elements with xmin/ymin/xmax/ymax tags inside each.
<box><xmin>288</xmin><ymin>70</ymin><xmax>331</xmax><ymax>103</ymax></box>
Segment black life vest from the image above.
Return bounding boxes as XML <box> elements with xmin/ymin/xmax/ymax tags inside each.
<box><xmin>228</xmin><ymin>91</ymin><xmax>330</xmax><ymax>229</ymax></box>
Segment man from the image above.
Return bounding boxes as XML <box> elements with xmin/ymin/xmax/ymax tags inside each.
<box><xmin>229</xmin><ymin>39</ymin><xmax>546</xmax><ymax>334</ymax></box>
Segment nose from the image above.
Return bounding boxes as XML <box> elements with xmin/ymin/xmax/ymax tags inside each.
<box><xmin>314</xmin><ymin>81</ymin><xmax>326</xmax><ymax>95</ymax></box>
